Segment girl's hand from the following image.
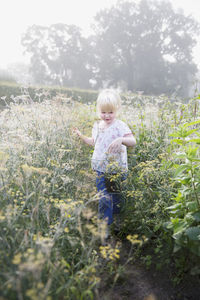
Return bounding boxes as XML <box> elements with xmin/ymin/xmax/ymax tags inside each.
<box><xmin>73</xmin><ymin>127</ymin><xmax>82</xmax><ymax>137</ymax></box>
<box><xmin>107</xmin><ymin>137</ymin><xmax>123</xmax><ymax>153</ymax></box>
<box><xmin>72</xmin><ymin>128</ymin><xmax>94</xmax><ymax>146</ymax></box>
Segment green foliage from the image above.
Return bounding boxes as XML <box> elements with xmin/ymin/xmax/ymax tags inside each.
<box><xmin>0</xmin><ymin>98</ymin><xmax>100</xmax><ymax>299</ymax></box>
<box><xmin>122</xmin><ymin>124</ymin><xmax>173</xmax><ymax>239</ymax></box>
<box><xmin>0</xmin><ymin>82</ymin><xmax>98</xmax><ymax>108</ymax></box>
<box><xmin>0</xmin><ymin>88</ymin><xmax>200</xmax><ymax>299</ymax></box>
<box><xmin>120</xmin><ymin>97</ymin><xmax>200</xmax><ymax>279</ymax></box>
<box><xmin>165</xmin><ymin>120</ymin><xmax>200</xmax><ymax>267</ymax></box>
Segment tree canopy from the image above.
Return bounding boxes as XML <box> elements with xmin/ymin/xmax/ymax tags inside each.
<box><xmin>22</xmin><ymin>0</ymin><xmax>200</xmax><ymax>96</ymax></box>
<box><xmin>22</xmin><ymin>24</ymin><xmax>93</xmax><ymax>88</ymax></box>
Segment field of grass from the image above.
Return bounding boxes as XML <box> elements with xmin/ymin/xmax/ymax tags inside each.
<box><xmin>0</xmin><ymin>90</ymin><xmax>200</xmax><ymax>299</ymax></box>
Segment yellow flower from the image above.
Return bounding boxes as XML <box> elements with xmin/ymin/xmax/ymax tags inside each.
<box><xmin>0</xmin><ymin>151</ymin><xmax>9</xmax><ymax>161</ymax></box>
<box><xmin>99</xmin><ymin>244</ymin><xmax>120</xmax><ymax>261</ymax></box>
<box><xmin>64</xmin><ymin>227</ymin><xmax>69</xmax><ymax>233</ymax></box>
<box><xmin>12</xmin><ymin>253</ymin><xmax>22</xmax><ymax>265</ymax></box>
<box><xmin>21</xmin><ymin>164</ymin><xmax>50</xmax><ymax>176</ymax></box>
<box><xmin>37</xmin><ymin>282</ymin><xmax>44</xmax><ymax>289</ymax></box>
<box><xmin>0</xmin><ymin>210</ymin><xmax>5</xmax><ymax>221</ymax></box>
<box><xmin>127</xmin><ymin>234</ymin><xmax>143</xmax><ymax>245</ymax></box>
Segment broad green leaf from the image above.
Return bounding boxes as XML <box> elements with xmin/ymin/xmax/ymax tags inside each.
<box><xmin>164</xmin><ymin>221</ymin><xmax>173</xmax><ymax>229</ymax></box>
<box><xmin>170</xmin><ymin>139</ymin><xmax>185</xmax><ymax>145</ymax></box>
<box><xmin>166</xmin><ymin>203</ymin><xmax>182</xmax><ymax>211</ymax></box>
<box><xmin>173</xmin><ymin>191</ymin><xmax>183</xmax><ymax>202</ymax></box>
<box><xmin>185</xmin><ymin>226</ymin><xmax>200</xmax><ymax>241</ymax></box>
<box><xmin>81</xmin><ymin>290</ymin><xmax>94</xmax><ymax>300</ymax></box>
<box><xmin>192</xmin><ymin>211</ymin><xmax>200</xmax><ymax>222</ymax></box>
<box><xmin>154</xmin><ymin>223</ymin><xmax>162</xmax><ymax>232</ymax></box>
<box><xmin>173</xmin><ymin>230</ymin><xmax>185</xmax><ymax>240</ymax></box>
<box><xmin>170</xmin><ymin>128</ymin><xmax>187</xmax><ymax>138</ymax></box>
<box><xmin>170</xmin><ymin>126</ymin><xmax>198</xmax><ymax>140</ymax></box>
<box><xmin>186</xmin><ymin>201</ymin><xmax>198</xmax><ymax>211</ymax></box>
<box><xmin>173</xmin><ymin>220</ymin><xmax>187</xmax><ymax>234</ymax></box>
<box><xmin>183</xmin><ymin>129</ymin><xmax>197</xmax><ymax>136</ymax></box>
<box><xmin>182</xmin><ymin>129</ymin><xmax>197</xmax><ymax>138</ymax></box>
<box><xmin>169</xmin><ymin>210</ymin><xmax>180</xmax><ymax>215</ymax></box>
<box><xmin>183</xmin><ymin>119</ymin><xmax>200</xmax><ymax>128</ymax></box>
<box><xmin>189</xmin><ymin>244</ymin><xmax>200</xmax><ymax>256</ymax></box>
<box><xmin>179</xmin><ymin>177</ymin><xmax>191</xmax><ymax>185</ymax></box>
<box><xmin>188</xmin><ymin>138</ymin><xmax>200</xmax><ymax>145</ymax></box>
<box><xmin>173</xmin><ymin>244</ymin><xmax>181</xmax><ymax>253</ymax></box>
<box><xmin>70</xmin><ymin>286</ymin><xmax>79</xmax><ymax>297</ymax></box>
<box><xmin>191</xmin><ymin>266</ymin><xmax>200</xmax><ymax>275</ymax></box>
<box><xmin>174</xmin><ymin>155</ymin><xmax>187</xmax><ymax>161</ymax></box>
<box><xmin>186</xmin><ymin>146</ymin><xmax>198</xmax><ymax>158</ymax></box>
<box><xmin>184</xmin><ymin>212</ymin><xmax>195</xmax><ymax>224</ymax></box>
<box><xmin>187</xmin><ymin>157</ymin><xmax>200</xmax><ymax>162</ymax></box>
<box><xmin>195</xmin><ymin>131</ymin><xmax>200</xmax><ymax>138</ymax></box>
<box><xmin>170</xmin><ymin>133</ymin><xmax>181</xmax><ymax>138</ymax></box>
<box><xmin>173</xmin><ymin>165</ymin><xmax>188</xmax><ymax>177</ymax></box>
<box><xmin>170</xmin><ymin>217</ymin><xmax>179</xmax><ymax>225</ymax></box>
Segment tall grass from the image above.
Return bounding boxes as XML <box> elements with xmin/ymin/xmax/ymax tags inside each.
<box><xmin>0</xmin><ymin>96</ymin><xmax>102</xmax><ymax>299</ymax></box>
<box><xmin>0</xmin><ymin>91</ymin><xmax>199</xmax><ymax>299</ymax></box>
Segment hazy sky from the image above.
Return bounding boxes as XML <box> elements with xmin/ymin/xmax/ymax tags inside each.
<box><xmin>1</xmin><ymin>0</ymin><xmax>200</xmax><ymax>69</ymax></box>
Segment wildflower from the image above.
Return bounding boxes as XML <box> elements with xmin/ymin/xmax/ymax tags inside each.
<box><xmin>0</xmin><ymin>211</ymin><xmax>5</xmax><ymax>221</ymax></box>
<box><xmin>82</xmin><ymin>208</ymin><xmax>95</xmax><ymax>220</ymax></box>
<box><xmin>86</xmin><ymin>224</ymin><xmax>99</xmax><ymax>237</ymax></box>
<box><xmin>64</xmin><ymin>227</ymin><xmax>69</xmax><ymax>233</ymax></box>
<box><xmin>50</xmin><ymin>160</ymin><xmax>59</xmax><ymax>167</ymax></box>
<box><xmin>61</xmin><ymin>259</ymin><xmax>70</xmax><ymax>269</ymax></box>
<box><xmin>0</xmin><ymin>151</ymin><xmax>9</xmax><ymax>162</ymax></box>
<box><xmin>127</xmin><ymin>234</ymin><xmax>143</xmax><ymax>246</ymax></box>
<box><xmin>99</xmin><ymin>244</ymin><xmax>120</xmax><ymax>261</ymax></box>
<box><xmin>12</xmin><ymin>253</ymin><xmax>22</xmax><ymax>265</ymax></box>
<box><xmin>26</xmin><ymin>289</ymin><xmax>37</xmax><ymax>300</ymax></box>
<box><xmin>58</xmin><ymin>148</ymin><xmax>71</xmax><ymax>152</ymax></box>
<box><xmin>21</xmin><ymin>164</ymin><xmax>50</xmax><ymax>176</ymax></box>
<box><xmin>127</xmin><ymin>190</ymin><xmax>134</xmax><ymax>197</ymax></box>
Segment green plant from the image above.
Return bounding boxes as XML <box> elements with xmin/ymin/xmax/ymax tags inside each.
<box><xmin>165</xmin><ymin>120</ymin><xmax>200</xmax><ymax>273</ymax></box>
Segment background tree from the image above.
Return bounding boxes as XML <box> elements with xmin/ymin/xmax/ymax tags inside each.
<box><xmin>92</xmin><ymin>0</ymin><xmax>199</xmax><ymax>96</ymax></box>
<box><xmin>22</xmin><ymin>24</ymin><xmax>93</xmax><ymax>88</ymax></box>
<box><xmin>22</xmin><ymin>0</ymin><xmax>199</xmax><ymax>96</ymax></box>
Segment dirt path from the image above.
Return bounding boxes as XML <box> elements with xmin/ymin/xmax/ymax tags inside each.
<box><xmin>98</xmin><ymin>240</ymin><xmax>200</xmax><ymax>300</ymax></box>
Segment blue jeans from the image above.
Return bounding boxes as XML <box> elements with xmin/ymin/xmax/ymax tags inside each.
<box><xmin>96</xmin><ymin>171</ymin><xmax>126</xmax><ymax>225</ymax></box>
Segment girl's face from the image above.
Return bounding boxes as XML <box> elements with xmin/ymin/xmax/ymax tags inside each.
<box><xmin>100</xmin><ymin>109</ymin><xmax>116</xmax><ymax>125</ymax></box>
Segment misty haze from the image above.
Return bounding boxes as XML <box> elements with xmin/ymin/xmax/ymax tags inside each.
<box><xmin>0</xmin><ymin>1</ymin><xmax>200</xmax><ymax>300</ymax></box>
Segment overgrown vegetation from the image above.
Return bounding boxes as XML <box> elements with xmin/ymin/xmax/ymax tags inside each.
<box><xmin>121</xmin><ymin>97</ymin><xmax>200</xmax><ymax>284</ymax></box>
<box><xmin>0</xmin><ymin>81</ymin><xmax>98</xmax><ymax>107</ymax></box>
<box><xmin>0</xmin><ymin>89</ymin><xmax>200</xmax><ymax>299</ymax></box>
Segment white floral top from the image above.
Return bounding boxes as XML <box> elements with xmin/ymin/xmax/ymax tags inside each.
<box><xmin>91</xmin><ymin>119</ymin><xmax>132</xmax><ymax>173</ymax></box>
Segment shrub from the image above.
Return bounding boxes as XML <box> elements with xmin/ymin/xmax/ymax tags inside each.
<box><xmin>0</xmin><ymin>82</ymin><xmax>98</xmax><ymax>108</ymax></box>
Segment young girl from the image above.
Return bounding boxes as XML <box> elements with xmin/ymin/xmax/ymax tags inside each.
<box><xmin>74</xmin><ymin>89</ymin><xmax>136</xmax><ymax>237</ymax></box>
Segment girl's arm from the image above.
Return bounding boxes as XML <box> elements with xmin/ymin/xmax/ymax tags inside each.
<box><xmin>73</xmin><ymin>128</ymin><xmax>94</xmax><ymax>146</ymax></box>
<box><xmin>122</xmin><ymin>134</ymin><xmax>136</xmax><ymax>147</ymax></box>
<box><xmin>108</xmin><ymin>134</ymin><xmax>136</xmax><ymax>153</ymax></box>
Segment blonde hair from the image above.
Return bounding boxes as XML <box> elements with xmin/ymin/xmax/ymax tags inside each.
<box><xmin>96</xmin><ymin>89</ymin><xmax>121</xmax><ymax>114</ymax></box>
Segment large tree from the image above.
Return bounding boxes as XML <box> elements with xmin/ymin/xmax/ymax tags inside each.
<box><xmin>92</xmin><ymin>0</ymin><xmax>199</xmax><ymax>95</ymax></box>
<box><xmin>22</xmin><ymin>24</ymin><xmax>93</xmax><ymax>88</ymax></box>
<box><xmin>22</xmin><ymin>0</ymin><xmax>199</xmax><ymax>96</ymax></box>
